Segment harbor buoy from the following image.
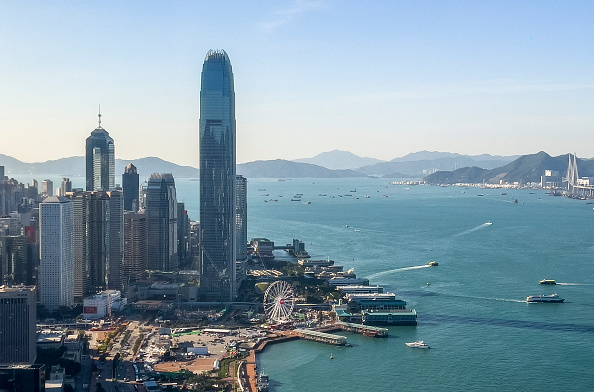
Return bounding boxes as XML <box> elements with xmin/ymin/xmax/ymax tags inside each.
<box><xmin>427</xmin><ymin>282</ymin><xmax>430</xmax><ymax>285</ymax></box>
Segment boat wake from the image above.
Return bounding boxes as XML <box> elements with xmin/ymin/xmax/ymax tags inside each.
<box><xmin>452</xmin><ymin>222</ymin><xmax>492</xmax><ymax>237</ymax></box>
<box><xmin>366</xmin><ymin>265</ymin><xmax>430</xmax><ymax>280</ymax></box>
<box><xmin>428</xmin><ymin>291</ymin><xmax>525</xmax><ymax>303</ymax></box>
<box><xmin>556</xmin><ymin>283</ymin><xmax>593</xmax><ymax>286</ymax></box>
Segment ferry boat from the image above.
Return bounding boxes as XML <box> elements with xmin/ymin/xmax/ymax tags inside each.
<box><xmin>526</xmin><ymin>294</ymin><xmax>564</xmax><ymax>303</ymax></box>
<box><xmin>406</xmin><ymin>341</ymin><xmax>430</xmax><ymax>349</ymax></box>
<box><xmin>539</xmin><ymin>279</ymin><xmax>556</xmax><ymax>285</ymax></box>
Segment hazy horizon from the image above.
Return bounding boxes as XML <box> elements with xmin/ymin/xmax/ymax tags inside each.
<box><xmin>2</xmin><ymin>1</ymin><xmax>593</xmax><ymax>166</ymax></box>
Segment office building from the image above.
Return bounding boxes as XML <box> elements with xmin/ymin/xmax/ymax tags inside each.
<box><xmin>0</xmin><ymin>364</ymin><xmax>45</xmax><ymax>392</ymax></box>
<box><xmin>86</xmin><ymin>111</ymin><xmax>115</xmax><ymax>191</ymax></box>
<box><xmin>122</xmin><ymin>163</ymin><xmax>139</xmax><ymax>212</ymax></box>
<box><xmin>0</xmin><ymin>285</ymin><xmax>37</xmax><ymax>365</ymax></box>
<box><xmin>122</xmin><ymin>211</ymin><xmax>147</xmax><ymax>287</ymax></box>
<box><xmin>68</xmin><ymin>190</ymin><xmax>123</xmax><ymax>300</ymax></box>
<box><xmin>235</xmin><ymin>175</ymin><xmax>247</xmax><ymax>261</ymax></box>
<box><xmin>40</xmin><ymin>196</ymin><xmax>74</xmax><ymax>311</ymax></box>
<box><xmin>177</xmin><ymin>202</ymin><xmax>190</xmax><ymax>269</ymax></box>
<box><xmin>199</xmin><ymin>49</ymin><xmax>237</xmax><ymax>301</ymax></box>
<box><xmin>1</xmin><ymin>235</ymin><xmax>34</xmax><ymax>286</ymax></box>
<box><xmin>107</xmin><ymin>190</ymin><xmax>124</xmax><ymax>291</ymax></box>
<box><xmin>146</xmin><ymin>173</ymin><xmax>178</xmax><ymax>271</ymax></box>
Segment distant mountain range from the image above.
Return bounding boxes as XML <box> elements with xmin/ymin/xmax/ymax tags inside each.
<box><xmin>425</xmin><ymin>151</ymin><xmax>594</xmax><ymax>184</ymax></box>
<box><xmin>293</xmin><ymin>150</ymin><xmax>384</xmax><ymax>170</ymax></box>
<box><xmin>2</xmin><ymin>150</ymin><xmax>590</xmax><ymax>182</ymax></box>
<box><xmin>0</xmin><ymin>154</ymin><xmax>199</xmax><ymax>179</ymax></box>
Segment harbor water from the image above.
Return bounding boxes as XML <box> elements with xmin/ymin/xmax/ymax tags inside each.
<box><xmin>35</xmin><ymin>175</ymin><xmax>594</xmax><ymax>391</ymax></box>
<box><xmin>185</xmin><ymin>177</ymin><xmax>593</xmax><ymax>392</ymax></box>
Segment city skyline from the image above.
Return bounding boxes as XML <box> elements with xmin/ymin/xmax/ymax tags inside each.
<box><xmin>1</xmin><ymin>1</ymin><xmax>593</xmax><ymax>166</ymax></box>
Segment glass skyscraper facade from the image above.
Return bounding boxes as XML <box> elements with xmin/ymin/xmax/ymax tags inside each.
<box><xmin>86</xmin><ymin>114</ymin><xmax>115</xmax><ymax>192</ymax></box>
<box><xmin>199</xmin><ymin>49</ymin><xmax>237</xmax><ymax>301</ymax></box>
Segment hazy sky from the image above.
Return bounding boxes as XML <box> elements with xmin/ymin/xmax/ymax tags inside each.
<box><xmin>1</xmin><ymin>1</ymin><xmax>593</xmax><ymax>166</ymax></box>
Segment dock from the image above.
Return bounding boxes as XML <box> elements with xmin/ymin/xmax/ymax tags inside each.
<box><xmin>335</xmin><ymin>321</ymin><xmax>388</xmax><ymax>337</ymax></box>
<box><xmin>294</xmin><ymin>329</ymin><xmax>348</xmax><ymax>345</ymax></box>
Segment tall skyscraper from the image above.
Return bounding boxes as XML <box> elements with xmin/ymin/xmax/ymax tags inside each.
<box><xmin>40</xmin><ymin>196</ymin><xmax>74</xmax><ymax>311</ymax></box>
<box><xmin>146</xmin><ymin>173</ymin><xmax>178</xmax><ymax>271</ymax></box>
<box><xmin>0</xmin><ymin>286</ymin><xmax>37</xmax><ymax>365</ymax></box>
<box><xmin>107</xmin><ymin>190</ymin><xmax>124</xmax><ymax>291</ymax></box>
<box><xmin>236</xmin><ymin>175</ymin><xmax>247</xmax><ymax>261</ymax></box>
<box><xmin>122</xmin><ymin>211</ymin><xmax>147</xmax><ymax>286</ymax></box>
<box><xmin>122</xmin><ymin>163</ymin><xmax>139</xmax><ymax>212</ymax></box>
<box><xmin>199</xmin><ymin>49</ymin><xmax>237</xmax><ymax>301</ymax></box>
<box><xmin>86</xmin><ymin>111</ymin><xmax>115</xmax><ymax>192</ymax></box>
<box><xmin>68</xmin><ymin>190</ymin><xmax>122</xmax><ymax>300</ymax></box>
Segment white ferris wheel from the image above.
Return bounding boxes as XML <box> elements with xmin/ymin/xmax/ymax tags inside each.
<box><xmin>263</xmin><ymin>280</ymin><xmax>295</xmax><ymax>322</ymax></box>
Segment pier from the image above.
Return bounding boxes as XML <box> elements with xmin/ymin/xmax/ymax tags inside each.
<box><xmin>335</xmin><ymin>321</ymin><xmax>388</xmax><ymax>337</ymax></box>
<box><xmin>295</xmin><ymin>329</ymin><xmax>348</xmax><ymax>345</ymax></box>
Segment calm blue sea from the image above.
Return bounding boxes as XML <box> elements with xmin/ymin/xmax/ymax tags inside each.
<box><xmin>31</xmin><ymin>175</ymin><xmax>594</xmax><ymax>391</ymax></box>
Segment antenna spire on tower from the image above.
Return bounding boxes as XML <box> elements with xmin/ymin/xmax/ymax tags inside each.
<box><xmin>98</xmin><ymin>105</ymin><xmax>102</xmax><ymax>128</ymax></box>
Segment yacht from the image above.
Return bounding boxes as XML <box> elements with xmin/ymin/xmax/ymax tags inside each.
<box><xmin>406</xmin><ymin>341</ymin><xmax>430</xmax><ymax>349</ymax></box>
<box><xmin>539</xmin><ymin>279</ymin><xmax>556</xmax><ymax>285</ymax></box>
<box><xmin>526</xmin><ymin>294</ymin><xmax>564</xmax><ymax>303</ymax></box>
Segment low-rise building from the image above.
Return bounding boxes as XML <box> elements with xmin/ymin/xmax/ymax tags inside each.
<box><xmin>82</xmin><ymin>290</ymin><xmax>126</xmax><ymax>319</ymax></box>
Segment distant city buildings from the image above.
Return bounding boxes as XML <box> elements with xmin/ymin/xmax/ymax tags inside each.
<box><xmin>86</xmin><ymin>111</ymin><xmax>115</xmax><ymax>191</ymax></box>
<box><xmin>41</xmin><ymin>179</ymin><xmax>53</xmax><ymax>198</ymax></box>
<box><xmin>0</xmin><ymin>285</ymin><xmax>37</xmax><ymax>365</ymax></box>
<box><xmin>59</xmin><ymin>177</ymin><xmax>72</xmax><ymax>197</ymax></box>
<box><xmin>199</xmin><ymin>49</ymin><xmax>237</xmax><ymax>301</ymax></box>
<box><xmin>39</xmin><ymin>196</ymin><xmax>74</xmax><ymax>311</ymax></box>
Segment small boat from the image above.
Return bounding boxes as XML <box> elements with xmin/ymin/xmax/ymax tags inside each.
<box><xmin>539</xmin><ymin>279</ymin><xmax>556</xmax><ymax>285</ymax></box>
<box><xmin>330</xmin><ymin>353</ymin><xmax>334</xmax><ymax>359</ymax></box>
<box><xmin>429</xmin><ymin>261</ymin><xmax>438</xmax><ymax>267</ymax></box>
<box><xmin>406</xmin><ymin>341</ymin><xmax>430</xmax><ymax>349</ymax></box>
<box><xmin>526</xmin><ymin>294</ymin><xmax>564</xmax><ymax>303</ymax></box>
<box><xmin>302</xmin><ymin>201</ymin><xmax>311</xmax><ymax>204</ymax></box>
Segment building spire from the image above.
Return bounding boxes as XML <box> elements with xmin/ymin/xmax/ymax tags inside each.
<box><xmin>98</xmin><ymin>105</ymin><xmax>102</xmax><ymax>128</ymax></box>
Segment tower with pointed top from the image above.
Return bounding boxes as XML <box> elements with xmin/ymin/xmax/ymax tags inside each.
<box><xmin>86</xmin><ymin>109</ymin><xmax>115</xmax><ymax>191</ymax></box>
<box><xmin>199</xmin><ymin>49</ymin><xmax>237</xmax><ymax>301</ymax></box>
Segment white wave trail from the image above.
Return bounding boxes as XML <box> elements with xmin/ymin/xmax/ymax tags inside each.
<box><xmin>366</xmin><ymin>265</ymin><xmax>430</xmax><ymax>280</ymax></box>
<box><xmin>452</xmin><ymin>222</ymin><xmax>492</xmax><ymax>237</ymax></box>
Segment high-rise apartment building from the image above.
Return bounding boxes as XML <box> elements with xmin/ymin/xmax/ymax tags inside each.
<box><xmin>86</xmin><ymin>112</ymin><xmax>115</xmax><ymax>192</ymax></box>
<box><xmin>122</xmin><ymin>163</ymin><xmax>139</xmax><ymax>212</ymax></box>
<box><xmin>40</xmin><ymin>196</ymin><xmax>74</xmax><ymax>310</ymax></box>
<box><xmin>0</xmin><ymin>286</ymin><xmax>37</xmax><ymax>365</ymax></box>
<box><xmin>199</xmin><ymin>49</ymin><xmax>237</xmax><ymax>301</ymax></box>
<box><xmin>146</xmin><ymin>173</ymin><xmax>178</xmax><ymax>271</ymax></box>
